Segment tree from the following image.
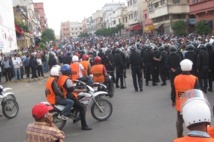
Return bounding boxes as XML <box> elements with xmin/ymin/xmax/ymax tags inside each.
<box><xmin>172</xmin><ymin>20</ymin><xmax>187</xmax><ymax>36</ymax></box>
<box><xmin>41</xmin><ymin>28</ymin><xmax>56</xmax><ymax>43</ymax></box>
<box><xmin>39</xmin><ymin>42</ymin><xmax>46</xmax><ymax>49</ymax></box>
<box><xmin>116</xmin><ymin>23</ymin><xmax>124</xmax><ymax>36</ymax></box>
<box><xmin>78</xmin><ymin>32</ymin><xmax>89</xmax><ymax>37</ymax></box>
<box><xmin>195</xmin><ymin>20</ymin><xmax>212</xmax><ymax>35</ymax></box>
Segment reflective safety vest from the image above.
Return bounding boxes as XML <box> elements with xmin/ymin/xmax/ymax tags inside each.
<box><xmin>173</xmin><ymin>136</ymin><xmax>214</xmax><ymax>142</ymax></box>
<box><xmin>208</xmin><ymin>126</ymin><xmax>214</xmax><ymax>138</ymax></box>
<box><xmin>45</xmin><ymin>77</ymin><xmax>56</xmax><ymax>105</ymax></box>
<box><xmin>80</xmin><ymin>60</ymin><xmax>90</xmax><ymax>76</ymax></box>
<box><xmin>70</xmin><ymin>62</ymin><xmax>79</xmax><ymax>81</ymax></box>
<box><xmin>57</xmin><ymin>75</ymin><xmax>69</xmax><ymax>97</ymax></box>
<box><xmin>174</xmin><ymin>74</ymin><xmax>197</xmax><ymax>111</ymax></box>
<box><xmin>91</xmin><ymin>64</ymin><xmax>105</xmax><ymax>83</ymax></box>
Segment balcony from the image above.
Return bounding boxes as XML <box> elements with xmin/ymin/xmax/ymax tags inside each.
<box><xmin>189</xmin><ymin>0</ymin><xmax>214</xmax><ymax>14</ymax></box>
<box><xmin>148</xmin><ymin>3</ymin><xmax>189</xmax><ymax>19</ymax></box>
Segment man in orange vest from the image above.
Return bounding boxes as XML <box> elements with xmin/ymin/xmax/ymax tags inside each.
<box><xmin>58</xmin><ymin>64</ymin><xmax>92</xmax><ymax>130</ymax></box>
<box><xmin>91</xmin><ymin>56</ymin><xmax>108</xmax><ymax>83</ymax></box>
<box><xmin>173</xmin><ymin>93</ymin><xmax>213</xmax><ymax>142</ymax></box>
<box><xmin>80</xmin><ymin>54</ymin><xmax>91</xmax><ymax>76</ymax></box>
<box><xmin>70</xmin><ymin>55</ymin><xmax>86</xmax><ymax>82</ymax></box>
<box><xmin>172</xmin><ymin>59</ymin><xmax>200</xmax><ymax>138</ymax></box>
<box><xmin>45</xmin><ymin>65</ymin><xmax>74</xmax><ymax>120</ymax></box>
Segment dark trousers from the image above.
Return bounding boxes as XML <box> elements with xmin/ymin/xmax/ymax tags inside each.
<box><xmin>159</xmin><ymin>66</ymin><xmax>166</xmax><ymax>84</ymax></box>
<box><xmin>176</xmin><ymin>111</ymin><xmax>184</xmax><ymax>138</ymax></box>
<box><xmin>145</xmin><ymin>63</ymin><xmax>155</xmax><ymax>84</ymax></box>
<box><xmin>25</xmin><ymin>66</ymin><xmax>30</xmax><ymax>78</ymax></box>
<box><xmin>37</xmin><ymin>65</ymin><xmax>44</xmax><ymax>77</ymax></box>
<box><xmin>31</xmin><ymin>67</ymin><xmax>38</xmax><ymax>78</ymax></box>
<box><xmin>4</xmin><ymin>68</ymin><xmax>11</xmax><ymax>81</ymax></box>
<box><xmin>116</xmin><ymin>68</ymin><xmax>124</xmax><ymax>87</ymax></box>
<box><xmin>67</xmin><ymin>94</ymin><xmax>88</xmax><ymax>127</ymax></box>
<box><xmin>208</xmin><ymin>70</ymin><xmax>214</xmax><ymax>90</ymax></box>
<box><xmin>131</xmin><ymin>66</ymin><xmax>143</xmax><ymax>90</ymax></box>
<box><xmin>199</xmin><ymin>66</ymin><xmax>209</xmax><ymax>93</ymax></box>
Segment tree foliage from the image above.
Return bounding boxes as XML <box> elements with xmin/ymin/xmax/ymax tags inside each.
<box><xmin>39</xmin><ymin>42</ymin><xmax>46</xmax><ymax>49</ymax></box>
<box><xmin>78</xmin><ymin>32</ymin><xmax>89</xmax><ymax>37</ymax></box>
<box><xmin>195</xmin><ymin>21</ymin><xmax>212</xmax><ymax>35</ymax></box>
<box><xmin>41</xmin><ymin>28</ymin><xmax>56</xmax><ymax>43</ymax></box>
<box><xmin>95</xmin><ymin>24</ymin><xmax>124</xmax><ymax>36</ymax></box>
<box><xmin>172</xmin><ymin>20</ymin><xmax>187</xmax><ymax>36</ymax></box>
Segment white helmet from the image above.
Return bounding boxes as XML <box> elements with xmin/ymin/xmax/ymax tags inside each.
<box><xmin>50</xmin><ymin>65</ymin><xmax>61</xmax><ymax>76</ymax></box>
<box><xmin>180</xmin><ymin>59</ymin><xmax>193</xmax><ymax>71</ymax></box>
<box><xmin>72</xmin><ymin>55</ymin><xmax>79</xmax><ymax>62</ymax></box>
<box><xmin>182</xmin><ymin>98</ymin><xmax>211</xmax><ymax>128</ymax></box>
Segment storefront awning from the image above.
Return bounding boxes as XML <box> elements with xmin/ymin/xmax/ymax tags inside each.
<box><xmin>129</xmin><ymin>24</ymin><xmax>142</xmax><ymax>31</ymax></box>
<box><xmin>15</xmin><ymin>23</ymin><xmax>24</xmax><ymax>34</ymax></box>
<box><xmin>144</xmin><ymin>25</ymin><xmax>155</xmax><ymax>31</ymax></box>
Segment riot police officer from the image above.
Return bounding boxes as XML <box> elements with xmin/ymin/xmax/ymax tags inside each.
<box><xmin>197</xmin><ymin>44</ymin><xmax>209</xmax><ymax>93</ymax></box>
<box><xmin>114</xmin><ymin>48</ymin><xmax>126</xmax><ymax>89</ymax></box>
<box><xmin>130</xmin><ymin>46</ymin><xmax>143</xmax><ymax>92</ymax></box>
<box><xmin>185</xmin><ymin>44</ymin><xmax>197</xmax><ymax>76</ymax></box>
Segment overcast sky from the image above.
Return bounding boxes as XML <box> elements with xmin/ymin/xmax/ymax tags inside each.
<box><xmin>32</xmin><ymin>0</ymin><xmax>127</xmax><ymax>35</ymax></box>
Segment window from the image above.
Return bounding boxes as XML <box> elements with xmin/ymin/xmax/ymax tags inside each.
<box><xmin>79</xmin><ymin>28</ymin><xmax>82</xmax><ymax>30</ymax></box>
<box><xmin>193</xmin><ymin>0</ymin><xmax>198</xmax><ymax>4</ymax></box>
<box><xmin>134</xmin><ymin>11</ymin><xmax>138</xmax><ymax>18</ymax></box>
<box><xmin>160</xmin><ymin>0</ymin><xmax>165</xmax><ymax>5</ymax></box>
<box><xmin>154</xmin><ymin>2</ymin><xmax>159</xmax><ymax>8</ymax></box>
<box><xmin>173</xmin><ymin>0</ymin><xmax>180</xmax><ymax>4</ymax></box>
<box><xmin>119</xmin><ymin>18</ymin><xmax>120</xmax><ymax>23</ymax></box>
<box><xmin>144</xmin><ymin>14</ymin><xmax>147</xmax><ymax>19</ymax></box>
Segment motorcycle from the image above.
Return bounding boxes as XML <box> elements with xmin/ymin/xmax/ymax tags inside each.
<box><xmin>0</xmin><ymin>85</ymin><xmax>19</xmax><ymax>119</ymax></box>
<box><xmin>89</xmin><ymin>74</ymin><xmax>115</xmax><ymax>98</ymax></box>
<box><xmin>42</xmin><ymin>80</ymin><xmax>113</xmax><ymax>130</ymax></box>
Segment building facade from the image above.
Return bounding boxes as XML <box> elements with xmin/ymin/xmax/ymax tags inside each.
<box><xmin>147</xmin><ymin>0</ymin><xmax>189</xmax><ymax>34</ymax></box>
<box><xmin>70</xmin><ymin>22</ymin><xmax>82</xmax><ymax>38</ymax></box>
<box><xmin>0</xmin><ymin>0</ymin><xmax>18</xmax><ymax>52</ymax></box>
<box><xmin>60</xmin><ymin>21</ymin><xmax>70</xmax><ymax>40</ymax></box>
<box><xmin>93</xmin><ymin>10</ymin><xmax>103</xmax><ymax>31</ymax></box>
<box><xmin>34</xmin><ymin>2</ymin><xmax>47</xmax><ymax>32</ymax></box>
<box><xmin>189</xmin><ymin>0</ymin><xmax>214</xmax><ymax>34</ymax></box>
<box><xmin>102</xmin><ymin>2</ymin><xmax>125</xmax><ymax>28</ymax></box>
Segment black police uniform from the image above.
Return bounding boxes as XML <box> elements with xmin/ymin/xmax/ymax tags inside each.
<box><xmin>130</xmin><ymin>47</ymin><xmax>143</xmax><ymax>91</ymax></box>
<box><xmin>114</xmin><ymin>49</ymin><xmax>126</xmax><ymax>89</ymax></box>
<box><xmin>197</xmin><ymin>45</ymin><xmax>209</xmax><ymax>93</ymax></box>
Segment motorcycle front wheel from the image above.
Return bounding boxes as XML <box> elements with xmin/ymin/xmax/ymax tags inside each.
<box><xmin>91</xmin><ymin>99</ymin><xmax>113</xmax><ymax>121</ymax></box>
<box><xmin>51</xmin><ymin>111</ymin><xmax>67</xmax><ymax>130</ymax></box>
<box><xmin>2</xmin><ymin>99</ymin><xmax>19</xmax><ymax>119</ymax></box>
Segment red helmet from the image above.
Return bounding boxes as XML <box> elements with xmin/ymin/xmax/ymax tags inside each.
<box><xmin>94</xmin><ymin>56</ymin><xmax>101</xmax><ymax>64</ymax></box>
<box><xmin>82</xmin><ymin>54</ymin><xmax>89</xmax><ymax>60</ymax></box>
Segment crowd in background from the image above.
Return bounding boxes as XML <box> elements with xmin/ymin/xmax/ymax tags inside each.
<box><xmin>0</xmin><ymin>34</ymin><xmax>214</xmax><ymax>93</ymax></box>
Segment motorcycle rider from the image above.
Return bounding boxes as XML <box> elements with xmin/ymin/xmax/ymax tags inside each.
<box><xmin>172</xmin><ymin>59</ymin><xmax>200</xmax><ymax>138</ymax></box>
<box><xmin>70</xmin><ymin>55</ymin><xmax>86</xmax><ymax>82</ymax></box>
<box><xmin>45</xmin><ymin>65</ymin><xmax>74</xmax><ymax>120</ymax></box>
<box><xmin>80</xmin><ymin>54</ymin><xmax>91</xmax><ymax>76</ymax></box>
<box><xmin>58</xmin><ymin>64</ymin><xmax>92</xmax><ymax>130</ymax></box>
<box><xmin>173</xmin><ymin>92</ymin><xmax>213</xmax><ymax>142</ymax></box>
<box><xmin>91</xmin><ymin>56</ymin><xmax>114</xmax><ymax>96</ymax></box>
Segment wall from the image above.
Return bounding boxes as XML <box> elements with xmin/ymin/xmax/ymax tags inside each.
<box><xmin>0</xmin><ymin>0</ymin><xmax>18</xmax><ymax>52</ymax></box>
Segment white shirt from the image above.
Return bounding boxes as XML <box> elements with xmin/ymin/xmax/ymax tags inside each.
<box><xmin>12</xmin><ymin>57</ymin><xmax>22</xmax><ymax>69</ymax></box>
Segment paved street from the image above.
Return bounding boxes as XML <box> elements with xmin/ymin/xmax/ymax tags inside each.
<box><xmin>0</xmin><ymin>70</ymin><xmax>214</xmax><ymax>142</ymax></box>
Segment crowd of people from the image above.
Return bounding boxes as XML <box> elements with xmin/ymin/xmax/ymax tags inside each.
<box><xmin>22</xmin><ymin>33</ymin><xmax>214</xmax><ymax>141</ymax></box>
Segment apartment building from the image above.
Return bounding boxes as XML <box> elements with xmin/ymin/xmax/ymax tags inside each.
<box><xmin>60</xmin><ymin>21</ymin><xmax>70</xmax><ymax>39</ymax></box>
<box><xmin>147</xmin><ymin>0</ymin><xmax>189</xmax><ymax>34</ymax></box>
<box><xmin>189</xmin><ymin>0</ymin><xmax>214</xmax><ymax>34</ymax></box>
<box><xmin>34</xmin><ymin>2</ymin><xmax>47</xmax><ymax>32</ymax></box>
<box><xmin>103</xmin><ymin>2</ymin><xmax>125</xmax><ymax>28</ymax></box>
<box><xmin>70</xmin><ymin>22</ymin><xmax>83</xmax><ymax>38</ymax></box>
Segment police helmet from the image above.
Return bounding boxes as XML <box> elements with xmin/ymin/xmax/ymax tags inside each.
<box><xmin>130</xmin><ymin>46</ymin><xmax>136</xmax><ymax>51</ymax></box>
<box><xmin>206</xmin><ymin>43</ymin><xmax>212</xmax><ymax>50</ymax></box>
<box><xmin>198</xmin><ymin>44</ymin><xmax>206</xmax><ymax>51</ymax></box>
<box><xmin>159</xmin><ymin>46</ymin><xmax>165</xmax><ymax>52</ymax></box>
<box><xmin>94</xmin><ymin>56</ymin><xmax>102</xmax><ymax>64</ymax></box>
<box><xmin>186</xmin><ymin>44</ymin><xmax>194</xmax><ymax>51</ymax></box>
<box><xmin>170</xmin><ymin>45</ymin><xmax>177</xmax><ymax>53</ymax></box>
<box><xmin>115</xmin><ymin>48</ymin><xmax>121</xmax><ymax>54</ymax></box>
